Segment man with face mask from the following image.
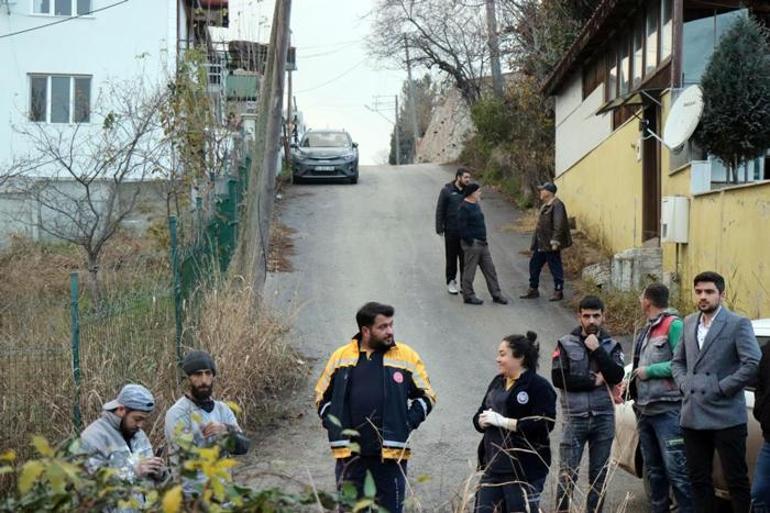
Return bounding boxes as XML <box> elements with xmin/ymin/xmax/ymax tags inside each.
<box><xmin>79</xmin><ymin>384</ymin><xmax>163</xmax><ymax>511</ymax></box>
<box><xmin>315</xmin><ymin>302</ymin><xmax>436</xmax><ymax>513</ymax></box>
<box><xmin>164</xmin><ymin>350</ymin><xmax>250</xmax><ymax>495</ymax></box>
<box><xmin>551</xmin><ymin>295</ymin><xmax>625</xmax><ymax>513</ymax></box>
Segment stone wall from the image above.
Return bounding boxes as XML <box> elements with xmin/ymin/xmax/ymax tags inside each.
<box><xmin>415</xmin><ymin>88</ymin><xmax>475</xmax><ymax>165</ymax></box>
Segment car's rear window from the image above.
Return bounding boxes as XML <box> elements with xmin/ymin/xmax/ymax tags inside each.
<box><xmin>301</xmin><ymin>132</ymin><xmax>350</xmax><ymax>148</ymax></box>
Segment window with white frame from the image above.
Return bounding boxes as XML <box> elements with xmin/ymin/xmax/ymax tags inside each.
<box><xmin>29</xmin><ymin>74</ymin><xmax>92</xmax><ymax>124</ymax></box>
<box><xmin>33</xmin><ymin>0</ymin><xmax>92</xmax><ymax>16</ymax></box>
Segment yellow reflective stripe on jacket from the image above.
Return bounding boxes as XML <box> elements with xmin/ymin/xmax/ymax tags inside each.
<box><xmin>314</xmin><ymin>340</ymin><xmax>360</xmax><ymax>406</ymax></box>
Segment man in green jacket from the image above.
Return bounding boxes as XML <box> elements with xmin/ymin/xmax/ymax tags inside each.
<box><xmin>630</xmin><ymin>283</ymin><xmax>693</xmax><ymax>513</ymax></box>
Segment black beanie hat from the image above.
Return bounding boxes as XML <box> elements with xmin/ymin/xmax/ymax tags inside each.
<box><xmin>182</xmin><ymin>350</ymin><xmax>217</xmax><ymax>376</ymax></box>
<box><xmin>463</xmin><ymin>183</ymin><xmax>480</xmax><ymax>197</ymax></box>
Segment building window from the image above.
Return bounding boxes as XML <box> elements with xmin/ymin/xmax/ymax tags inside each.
<box><xmin>661</xmin><ymin>0</ymin><xmax>672</xmax><ymax>61</ymax></box>
<box><xmin>33</xmin><ymin>0</ymin><xmax>91</xmax><ymax>15</ymax></box>
<box><xmin>620</xmin><ymin>36</ymin><xmax>631</xmax><ymax>95</ymax></box>
<box><xmin>28</xmin><ymin>74</ymin><xmax>91</xmax><ymax>124</ymax></box>
<box><xmin>633</xmin><ymin>18</ymin><xmax>644</xmax><ymax>87</ymax></box>
<box><xmin>582</xmin><ymin>58</ymin><xmax>604</xmax><ymax>99</ymax></box>
<box><xmin>646</xmin><ymin>1</ymin><xmax>660</xmax><ymax>75</ymax></box>
<box><xmin>606</xmin><ymin>46</ymin><xmax>618</xmax><ymax>101</ymax></box>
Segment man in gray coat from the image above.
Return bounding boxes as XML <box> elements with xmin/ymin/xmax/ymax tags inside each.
<box><xmin>671</xmin><ymin>271</ymin><xmax>760</xmax><ymax>513</ymax></box>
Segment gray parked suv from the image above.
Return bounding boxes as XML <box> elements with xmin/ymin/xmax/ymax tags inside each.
<box><xmin>291</xmin><ymin>129</ymin><xmax>359</xmax><ymax>184</ymax></box>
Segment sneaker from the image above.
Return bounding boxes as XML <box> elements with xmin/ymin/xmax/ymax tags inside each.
<box><xmin>464</xmin><ymin>296</ymin><xmax>484</xmax><ymax>305</ymax></box>
<box><xmin>519</xmin><ymin>288</ymin><xmax>540</xmax><ymax>299</ymax></box>
<box><xmin>549</xmin><ymin>290</ymin><xmax>564</xmax><ymax>302</ymax></box>
<box><xmin>493</xmin><ymin>296</ymin><xmax>509</xmax><ymax>305</ymax></box>
<box><xmin>447</xmin><ymin>280</ymin><xmax>459</xmax><ymax>295</ymax></box>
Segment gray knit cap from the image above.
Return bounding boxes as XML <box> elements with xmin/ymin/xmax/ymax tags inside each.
<box><xmin>181</xmin><ymin>350</ymin><xmax>217</xmax><ymax>376</ymax></box>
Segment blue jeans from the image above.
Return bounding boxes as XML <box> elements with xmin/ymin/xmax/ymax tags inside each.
<box><xmin>637</xmin><ymin>409</ymin><xmax>694</xmax><ymax>513</ymax></box>
<box><xmin>752</xmin><ymin>441</ymin><xmax>770</xmax><ymax>512</ymax></box>
<box><xmin>335</xmin><ymin>456</ymin><xmax>407</xmax><ymax>513</ymax></box>
<box><xmin>557</xmin><ymin>414</ymin><xmax>614</xmax><ymax>513</ymax></box>
<box><xmin>476</xmin><ymin>475</ymin><xmax>546</xmax><ymax>513</ymax></box>
<box><xmin>528</xmin><ymin>249</ymin><xmax>564</xmax><ymax>291</ymax></box>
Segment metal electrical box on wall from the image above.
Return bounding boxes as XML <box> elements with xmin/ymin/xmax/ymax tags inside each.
<box><xmin>661</xmin><ymin>196</ymin><xmax>689</xmax><ymax>243</ymax></box>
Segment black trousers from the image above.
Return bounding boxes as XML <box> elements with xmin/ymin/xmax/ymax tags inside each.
<box><xmin>682</xmin><ymin>424</ymin><xmax>750</xmax><ymax>513</ymax></box>
<box><xmin>335</xmin><ymin>456</ymin><xmax>407</xmax><ymax>513</ymax></box>
<box><xmin>444</xmin><ymin>232</ymin><xmax>464</xmax><ymax>284</ymax></box>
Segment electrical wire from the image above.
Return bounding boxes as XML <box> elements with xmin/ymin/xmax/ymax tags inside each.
<box><xmin>295</xmin><ymin>58</ymin><xmax>368</xmax><ymax>94</ymax></box>
<box><xmin>0</xmin><ymin>0</ymin><xmax>129</xmax><ymax>40</ymax></box>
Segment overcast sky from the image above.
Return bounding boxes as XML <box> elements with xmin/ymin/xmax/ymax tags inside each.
<box><xmin>217</xmin><ymin>0</ymin><xmax>407</xmax><ymax>165</ymax></box>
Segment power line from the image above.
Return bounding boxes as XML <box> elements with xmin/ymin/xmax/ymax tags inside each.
<box><xmin>0</xmin><ymin>0</ymin><xmax>129</xmax><ymax>40</ymax></box>
<box><xmin>295</xmin><ymin>58</ymin><xmax>367</xmax><ymax>94</ymax></box>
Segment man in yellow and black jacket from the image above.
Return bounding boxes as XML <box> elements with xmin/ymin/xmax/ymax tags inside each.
<box><xmin>314</xmin><ymin>302</ymin><xmax>436</xmax><ymax>513</ymax></box>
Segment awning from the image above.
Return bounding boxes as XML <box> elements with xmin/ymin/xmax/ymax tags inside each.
<box><xmin>595</xmin><ymin>88</ymin><xmax>664</xmax><ymax>116</ymax></box>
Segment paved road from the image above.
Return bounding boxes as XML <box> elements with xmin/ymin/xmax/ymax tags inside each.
<box><xmin>240</xmin><ymin>164</ymin><xmax>646</xmax><ymax>512</ymax></box>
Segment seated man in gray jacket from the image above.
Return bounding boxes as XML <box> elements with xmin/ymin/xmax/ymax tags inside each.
<box><xmin>79</xmin><ymin>384</ymin><xmax>164</xmax><ymax>510</ymax></box>
<box><xmin>672</xmin><ymin>271</ymin><xmax>760</xmax><ymax>513</ymax></box>
<box><xmin>165</xmin><ymin>350</ymin><xmax>250</xmax><ymax>496</ymax></box>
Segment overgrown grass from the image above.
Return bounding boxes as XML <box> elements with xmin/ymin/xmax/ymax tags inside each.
<box><xmin>0</xmin><ymin>231</ymin><xmax>301</xmax><ymax>474</ymax></box>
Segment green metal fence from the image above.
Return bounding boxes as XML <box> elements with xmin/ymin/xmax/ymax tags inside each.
<box><xmin>0</xmin><ymin>153</ymin><xmax>250</xmax><ymax>450</ymax></box>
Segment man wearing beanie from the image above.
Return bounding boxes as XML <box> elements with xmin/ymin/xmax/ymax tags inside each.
<box><xmin>164</xmin><ymin>350</ymin><xmax>250</xmax><ymax>495</ymax></box>
<box><xmin>457</xmin><ymin>183</ymin><xmax>508</xmax><ymax>305</ymax></box>
<box><xmin>79</xmin><ymin>383</ymin><xmax>164</xmax><ymax>511</ymax></box>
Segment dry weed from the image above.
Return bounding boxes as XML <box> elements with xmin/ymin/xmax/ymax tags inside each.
<box><xmin>189</xmin><ymin>282</ymin><xmax>305</xmax><ymax>427</ymax></box>
<box><xmin>268</xmin><ymin>222</ymin><xmax>296</xmax><ymax>273</ymax></box>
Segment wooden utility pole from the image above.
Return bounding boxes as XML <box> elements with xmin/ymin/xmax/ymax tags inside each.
<box><xmin>232</xmin><ymin>0</ymin><xmax>292</xmax><ymax>299</ymax></box>
<box><xmin>284</xmin><ymin>33</ymin><xmax>293</xmax><ymax>168</ymax></box>
<box><xmin>394</xmin><ymin>95</ymin><xmax>401</xmax><ymax>166</ymax></box>
<box><xmin>403</xmin><ymin>35</ymin><xmax>420</xmax><ymax>160</ymax></box>
<box><xmin>485</xmin><ymin>0</ymin><xmax>504</xmax><ymax>97</ymax></box>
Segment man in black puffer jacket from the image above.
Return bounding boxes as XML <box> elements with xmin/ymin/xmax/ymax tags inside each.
<box><xmin>435</xmin><ymin>168</ymin><xmax>471</xmax><ymax>295</ymax></box>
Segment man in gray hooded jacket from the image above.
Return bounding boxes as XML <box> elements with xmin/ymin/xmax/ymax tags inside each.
<box><xmin>79</xmin><ymin>384</ymin><xmax>164</xmax><ymax>511</ymax></box>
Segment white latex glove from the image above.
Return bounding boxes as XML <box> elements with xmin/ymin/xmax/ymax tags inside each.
<box><xmin>479</xmin><ymin>409</ymin><xmax>517</xmax><ymax>431</ymax></box>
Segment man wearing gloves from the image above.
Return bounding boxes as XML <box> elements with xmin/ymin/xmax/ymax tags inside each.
<box><xmin>79</xmin><ymin>384</ymin><xmax>164</xmax><ymax>510</ymax></box>
<box><xmin>165</xmin><ymin>350</ymin><xmax>250</xmax><ymax>495</ymax></box>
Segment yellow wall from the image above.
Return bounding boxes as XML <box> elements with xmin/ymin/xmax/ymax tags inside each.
<box><xmin>554</xmin><ymin>117</ymin><xmax>643</xmax><ymax>252</ymax></box>
<box><xmin>668</xmin><ymin>183</ymin><xmax>770</xmax><ymax>318</ymax></box>
<box><xmin>557</xmin><ymin>89</ymin><xmax>770</xmax><ymax>318</ymax></box>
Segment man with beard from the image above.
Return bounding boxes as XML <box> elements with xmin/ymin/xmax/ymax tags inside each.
<box><xmin>165</xmin><ymin>350</ymin><xmax>250</xmax><ymax>495</ymax></box>
<box><xmin>552</xmin><ymin>296</ymin><xmax>624</xmax><ymax>513</ymax></box>
<box><xmin>435</xmin><ymin>167</ymin><xmax>471</xmax><ymax>295</ymax></box>
<box><xmin>315</xmin><ymin>302</ymin><xmax>436</xmax><ymax>513</ymax></box>
<box><xmin>672</xmin><ymin>271</ymin><xmax>760</xmax><ymax>513</ymax></box>
<box><xmin>79</xmin><ymin>384</ymin><xmax>164</xmax><ymax>509</ymax></box>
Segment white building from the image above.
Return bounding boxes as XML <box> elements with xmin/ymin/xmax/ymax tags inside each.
<box><xmin>0</xmin><ymin>0</ymin><xmax>230</xmax><ymax>244</ymax></box>
<box><xmin>0</xmin><ymin>0</ymin><xmax>221</xmax><ymax>167</ymax></box>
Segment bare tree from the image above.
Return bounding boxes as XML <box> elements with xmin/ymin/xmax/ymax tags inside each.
<box><xmin>367</xmin><ymin>0</ymin><xmax>489</xmax><ymax>105</ymax></box>
<box><xmin>5</xmin><ymin>79</ymin><xmax>168</xmax><ymax>305</ymax></box>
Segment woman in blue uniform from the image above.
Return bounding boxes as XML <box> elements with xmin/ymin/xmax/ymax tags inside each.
<box><xmin>473</xmin><ymin>331</ymin><xmax>557</xmax><ymax>513</ymax></box>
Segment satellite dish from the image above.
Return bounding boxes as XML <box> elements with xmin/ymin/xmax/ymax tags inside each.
<box><xmin>663</xmin><ymin>85</ymin><xmax>704</xmax><ymax>150</ymax></box>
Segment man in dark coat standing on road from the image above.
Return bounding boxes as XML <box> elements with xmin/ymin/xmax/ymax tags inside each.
<box><xmin>671</xmin><ymin>271</ymin><xmax>760</xmax><ymax>513</ymax></box>
<box><xmin>435</xmin><ymin>167</ymin><xmax>471</xmax><ymax>295</ymax></box>
<box><xmin>521</xmin><ymin>182</ymin><xmax>572</xmax><ymax>301</ymax></box>
<box><xmin>457</xmin><ymin>183</ymin><xmax>508</xmax><ymax>306</ymax></box>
